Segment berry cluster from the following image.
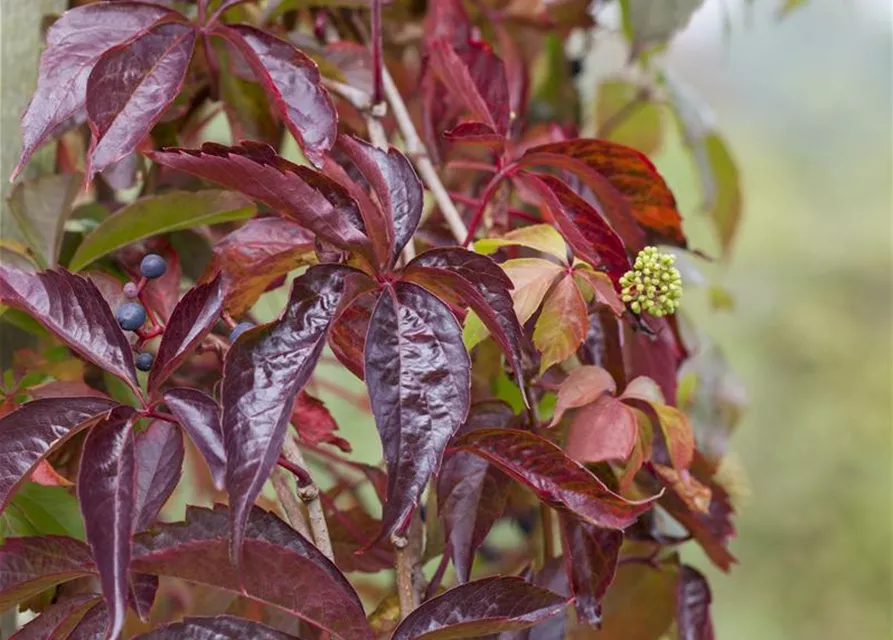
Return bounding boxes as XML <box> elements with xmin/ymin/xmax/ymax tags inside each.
<box><xmin>619</xmin><ymin>246</ymin><xmax>683</xmax><ymax>317</ymax></box>
<box><xmin>115</xmin><ymin>254</ymin><xmax>167</xmax><ymax>371</ymax></box>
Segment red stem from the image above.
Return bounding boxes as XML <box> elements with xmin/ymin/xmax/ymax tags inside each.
<box><xmin>277</xmin><ymin>456</ymin><xmax>313</xmax><ymax>488</ymax></box>
<box><xmin>371</xmin><ymin>0</ymin><xmax>383</xmax><ymax>104</ymax></box>
<box><xmin>462</xmin><ymin>163</ymin><xmax>518</xmax><ymax>247</ymax></box>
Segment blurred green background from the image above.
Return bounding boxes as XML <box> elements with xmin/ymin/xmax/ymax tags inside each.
<box><xmin>653</xmin><ymin>1</ymin><xmax>892</xmax><ymax>638</ymax></box>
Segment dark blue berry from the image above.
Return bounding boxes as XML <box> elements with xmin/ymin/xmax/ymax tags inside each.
<box><xmin>140</xmin><ymin>253</ymin><xmax>167</xmax><ymax>279</ymax></box>
<box><xmin>116</xmin><ymin>302</ymin><xmax>147</xmax><ymax>331</ymax></box>
<box><xmin>229</xmin><ymin>321</ymin><xmax>255</xmax><ymax>342</ymax></box>
<box><xmin>135</xmin><ymin>352</ymin><xmax>154</xmax><ymax>372</ymax></box>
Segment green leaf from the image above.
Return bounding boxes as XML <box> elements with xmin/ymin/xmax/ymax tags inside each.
<box><xmin>7</xmin><ymin>173</ymin><xmax>82</xmax><ymax>269</ymax></box>
<box><xmin>0</xmin><ymin>483</ymin><xmax>85</xmax><ymax>542</ymax></box>
<box><xmin>595</xmin><ymin>79</ymin><xmax>664</xmax><ymax>156</ymax></box>
<box><xmin>703</xmin><ymin>133</ymin><xmax>742</xmax><ymax>257</ymax></box>
<box><xmin>620</xmin><ymin>0</ymin><xmax>706</xmax><ymax>58</ymax></box>
<box><xmin>474</xmin><ymin>224</ymin><xmax>569</xmax><ymax>263</ymax></box>
<box><xmin>69</xmin><ymin>190</ymin><xmax>256</xmax><ymax>271</ymax></box>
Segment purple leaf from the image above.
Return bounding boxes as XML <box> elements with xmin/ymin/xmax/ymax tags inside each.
<box><xmin>338</xmin><ymin>135</ymin><xmax>423</xmax><ymax>266</ymax></box>
<box><xmin>77</xmin><ymin>410</ymin><xmax>137</xmax><ymax>640</ymax></box>
<box><xmin>559</xmin><ymin>515</ymin><xmax>623</xmax><ymax>627</ymax></box>
<box><xmin>134</xmin><ymin>615</ymin><xmax>303</xmax><ymax>639</ymax></box>
<box><xmin>438</xmin><ymin>402</ymin><xmax>514</xmax><ymax>582</ymax></box>
<box><xmin>678</xmin><ymin>565</ymin><xmax>715</xmax><ymax>640</ymax></box>
<box><xmin>450</xmin><ymin>429</ymin><xmax>658</xmax><ymax>530</ymax></box>
<box><xmin>133</xmin><ymin>420</ymin><xmax>184</xmax><ymax>531</ymax></box>
<box><xmin>520</xmin><ymin>173</ymin><xmax>631</xmax><ymax>284</ymax></box>
<box><xmin>13</xmin><ymin>1</ymin><xmax>176</xmax><ymax>179</ymax></box>
<box><xmin>391</xmin><ymin>576</ymin><xmax>568</xmax><ymax>639</ymax></box>
<box><xmin>329</xmin><ymin>289</ymin><xmax>378</xmax><ymax>379</ymax></box>
<box><xmin>162</xmin><ymin>388</ymin><xmax>226</xmax><ymax>491</ymax></box>
<box><xmin>0</xmin><ymin>266</ymin><xmax>139</xmax><ymax>392</ymax></box>
<box><xmin>223</xmin><ymin>265</ymin><xmax>363</xmax><ymax>564</ymax></box>
<box><xmin>86</xmin><ymin>21</ymin><xmax>197</xmax><ymax>176</ymax></box>
<box><xmin>428</xmin><ymin>40</ymin><xmax>510</xmax><ymax>137</ymax></box>
<box><xmin>130</xmin><ymin>572</ymin><xmax>158</xmax><ymax>622</ymax></box>
<box><xmin>213</xmin><ymin>24</ymin><xmax>337</xmax><ymax>166</ymax></box>
<box><xmin>65</xmin><ymin>600</ymin><xmax>108</xmax><ymax>640</ymax></box>
<box><xmin>148</xmin><ymin>275</ymin><xmax>224</xmax><ymax>392</ymax></box>
<box><xmin>404</xmin><ymin>248</ymin><xmax>528</xmax><ymax>403</ymax></box>
<box><xmin>623</xmin><ymin>318</ymin><xmax>684</xmax><ymax>409</ymax></box>
<box><xmin>0</xmin><ymin>396</ymin><xmax>122</xmax><ymax>511</ymax></box>
<box><xmin>148</xmin><ymin>142</ymin><xmax>371</xmax><ymax>257</ymax></box>
<box><xmin>132</xmin><ymin>505</ymin><xmax>372</xmax><ymax>639</ymax></box>
<box><xmin>9</xmin><ymin>594</ymin><xmax>101</xmax><ymax>640</ymax></box>
<box><xmin>365</xmin><ymin>283</ymin><xmax>471</xmax><ymax>540</ymax></box>
<box><xmin>0</xmin><ymin>536</ymin><xmax>95</xmax><ymax>611</ymax></box>
<box><xmin>443</xmin><ymin>122</ymin><xmax>505</xmax><ymax>147</ymax></box>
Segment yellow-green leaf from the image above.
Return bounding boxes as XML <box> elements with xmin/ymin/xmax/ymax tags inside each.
<box><xmin>474</xmin><ymin>224</ymin><xmax>569</xmax><ymax>263</ymax></box>
<box><xmin>533</xmin><ymin>272</ymin><xmax>588</xmax><ymax>373</ymax></box>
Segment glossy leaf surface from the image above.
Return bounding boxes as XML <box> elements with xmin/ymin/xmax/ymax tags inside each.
<box><xmin>438</xmin><ymin>402</ymin><xmax>513</xmax><ymax>582</ymax></box>
<box><xmin>0</xmin><ymin>536</ymin><xmax>95</xmax><ymax>610</ymax></box>
<box><xmin>391</xmin><ymin>576</ymin><xmax>568</xmax><ymax>639</ymax></box>
<box><xmin>0</xmin><ymin>397</ymin><xmax>121</xmax><ymax>511</ymax></box>
<box><xmin>450</xmin><ymin>429</ymin><xmax>657</xmax><ymax>529</ymax></box>
<box><xmin>7</xmin><ymin>173</ymin><xmax>82</xmax><ymax>270</ymax></box>
<box><xmin>86</xmin><ymin>21</ymin><xmax>197</xmax><ymax>175</ymax></box>
<box><xmin>14</xmin><ymin>2</ymin><xmax>175</xmax><ymax>178</ymax></box>
<box><xmin>677</xmin><ymin>565</ymin><xmax>715</xmax><ymax>640</ymax></box>
<box><xmin>0</xmin><ymin>266</ymin><xmax>139</xmax><ymax>391</ymax></box>
<box><xmin>162</xmin><ymin>388</ymin><xmax>226</xmax><ymax>491</ymax></box>
<box><xmin>559</xmin><ymin>515</ymin><xmax>622</xmax><ymax>626</ymax></box>
<box><xmin>214</xmin><ymin>24</ymin><xmax>337</xmax><ymax>166</ymax></box>
<box><xmin>148</xmin><ymin>143</ymin><xmax>370</xmax><ymax>257</ymax></box>
<box><xmin>69</xmin><ymin>191</ymin><xmax>255</xmax><ymax>272</ymax></box>
<box><xmin>365</xmin><ymin>283</ymin><xmax>471</xmax><ymax>539</ymax></box>
<box><xmin>223</xmin><ymin>265</ymin><xmax>356</xmax><ymax>562</ymax></box>
<box><xmin>77</xmin><ymin>411</ymin><xmax>137</xmax><ymax>640</ymax></box>
<box><xmin>132</xmin><ymin>505</ymin><xmax>371</xmax><ymax>639</ymax></box>
<box><xmin>329</xmin><ymin>289</ymin><xmax>378</xmax><ymax>379</ymax></box>
<box><xmin>133</xmin><ymin>421</ymin><xmax>184</xmax><ymax>531</ymax></box>
<box><xmin>201</xmin><ymin>217</ymin><xmax>317</xmax><ymax>316</ymax></box>
<box><xmin>134</xmin><ymin>615</ymin><xmax>303</xmax><ymax>639</ymax></box>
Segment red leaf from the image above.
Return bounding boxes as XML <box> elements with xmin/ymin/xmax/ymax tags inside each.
<box><xmin>521</xmin><ymin>173</ymin><xmax>631</xmax><ymax>283</ymax></box>
<box><xmin>291</xmin><ymin>391</ymin><xmax>350</xmax><ymax>452</ymax></box>
<box><xmin>13</xmin><ymin>2</ymin><xmax>176</xmax><ymax>179</ymax></box>
<box><xmin>623</xmin><ymin>318</ymin><xmax>685</xmax><ymax>408</ymax></box>
<box><xmin>550</xmin><ymin>365</ymin><xmax>617</xmax><ymax>426</ymax></box>
<box><xmin>559</xmin><ymin>515</ymin><xmax>622</xmax><ymax>626</ymax></box>
<box><xmin>162</xmin><ymin>388</ymin><xmax>226</xmax><ymax>491</ymax></box>
<box><xmin>77</xmin><ymin>410</ymin><xmax>137</xmax><ymax>640</ymax></box>
<box><xmin>0</xmin><ymin>266</ymin><xmax>139</xmax><ymax>393</ymax></box>
<box><xmin>29</xmin><ymin>459</ymin><xmax>73</xmax><ymax>487</ymax></box>
<box><xmin>213</xmin><ymin>24</ymin><xmax>337</xmax><ymax>166</ymax></box>
<box><xmin>0</xmin><ymin>397</ymin><xmax>123</xmax><ymax>512</ymax></box>
<box><xmin>521</xmin><ymin>139</ymin><xmax>686</xmax><ymax>247</ymax></box>
<box><xmin>149</xmin><ymin>275</ymin><xmax>224</xmax><ymax>392</ymax></box>
<box><xmin>338</xmin><ymin>135</ymin><xmax>423</xmax><ymax>267</ymax></box>
<box><xmin>438</xmin><ymin>402</ymin><xmax>514</xmax><ymax>582</ymax></box>
<box><xmin>429</xmin><ymin>40</ymin><xmax>511</xmax><ymax>139</ymax></box>
<box><xmin>133</xmin><ymin>420</ymin><xmax>184</xmax><ymax>531</ymax></box>
<box><xmin>677</xmin><ymin>565</ymin><xmax>716</xmax><ymax>640</ymax></box>
<box><xmin>131</xmin><ymin>505</ymin><xmax>372</xmax><ymax>639</ymax></box>
<box><xmin>405</xmin><ymin>248</ymin><xmax>528</xmax><ymax>402</ymax></box>
<box><xmin>328</xmin><ymin>289</ymin><xmax>378</xmax><ymax>380</ymax></box>
<box><xmin>202</xmin><ymin>217</ymin><xmax>317</xmax><ymax>317</ymax></box>
<box><xmin>450</xmin><ymin>429</ymin><xmax>658</xmax><ymax>529</ymax></box>
<box><xmin>133</xmin><ymin>615</ymin><xmax>302</xmax><ymax>639</ymax></box>
<box><xmin>8</xmin><ymin>594</ymin><xmax>100</xmax><ymax>640</ymax></box>
<box><xmin>147</xmin><ymin>143</ymin><xmax>371</xmax><ymax>258</ymax></box>
<box><xmin>222</xmin><ymin>266</ymin><xmax>363</xmax><ymax>564</ymax></box>
<box><xmin>0</xmin><ymin>537</ymin><xmax>95</xmax><ymax>611</ymax></box>
<box><xmin>391</xmin><ymin>576</ymin><xmax>568</xmax><ymax>639</ymax></box>
<box><xmin>566</xmin><ymin>395</ymin><xmax>638</xmax><ymax>464</ymax></box>
<box><xmin>365</xmin><ymin>283</ymin><xmax>471</xmax><ymax>541</ymax></box>
<box><xmin>533</xmin><ymin>272</ymin><xmax>589</xmax><ymax>373</ymax></box>
<box><xmin>86</xmin><ymin>22</ymin><xmax>197</xmax><ymax>176</ymax></box>
<box><xmin>326</xmin><ymin>505</ymin><xmax>393</xmax><ymax>573</ymax></box>
<box><xmin>622</xmin><ymin>397</ymin><xmax>694</xmax><ymax>470</ymax></box>
<box><xmin>443</xmin><ymin>122</ymin><xmax>505</xmax><ymax>148</ymax></box>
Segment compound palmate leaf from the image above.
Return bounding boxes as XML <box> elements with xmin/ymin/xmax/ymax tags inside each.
<box><xmin>391</xmin><ymin>576</ymin><xmax>568</xmax><ymax>639</ymax></box>
<box><xmin>222</xmin><ymin>265</ymin><xmax>368</xmax><ymax>563</ymax></box>
<box><xmin>0</xmin><ymin>536</ymin><xmax>96</xmax><ymax>611</ymax></box>
<box><xmin>365</xmin><ymin>282</ymin><xmax>471</xmax><ymax>541</ymax></box>
<box><xmin>131</xmin><ymin>505</ymin><xmax>372</xmax><ymax>639</ymax></box>
<box><xmin>0</xmin><ymin>397</ymin><xmax>124</xmax><ymax>512</ymax></box>
<box><xmin>13</xmin><ymin>1</ymin><xmax>176</xmax><ymax>178</ymax></box>
<box><xmin>0</xmin><ymin>267</ymin><xmax>139</xmax><ymax>392</ymax></box>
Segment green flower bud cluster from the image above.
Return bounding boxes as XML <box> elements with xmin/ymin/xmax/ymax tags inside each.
<box><xmin>619</xmin><ymin>246</ymin><xmax>683</xmax><ymax>317</ymax></box>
